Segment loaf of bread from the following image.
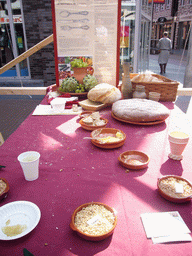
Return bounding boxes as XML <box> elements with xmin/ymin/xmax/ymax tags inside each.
<box><xmin>87</xmin><ymin>83</ymin><xmax>121</xmax><ymax>104</ymax></box>
<box><xmin>131</xmin><ymin>74</ymin><xmax>164</xmax><ymax>83</ymax></box>
<box><xmin>112</xmin><ymin>99</ymin><xmax>170</xmax><ymax>122</ymax></box>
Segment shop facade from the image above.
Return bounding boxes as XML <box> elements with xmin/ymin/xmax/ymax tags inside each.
<box><xmin>0</xmin><ymin>0</ymin><xmax>55</xmax><ymax>87</ymax></box>
<box><xmin>0</xmin><ymin>0</ymin><xmax>30</xmax><ymax>77</ymax></box>
<box><xmin>152</xmin><ymin>0</ymin><xmax>192</xmax><ymax>52</ymax></box>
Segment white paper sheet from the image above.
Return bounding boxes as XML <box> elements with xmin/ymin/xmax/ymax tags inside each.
<box><xmin>141</xmin><ymin>211</ymin><xmax>191</xmax><ymax>243</ymax></box>
<box><xmin>152</xmin><ymin>234</ymin><xmax>192</xmax><ymax>244</ymax></box>
<box><xmin>32</xmin><ymin>104</ymin><xmax>82</xmax><ymax>115</ymax></box>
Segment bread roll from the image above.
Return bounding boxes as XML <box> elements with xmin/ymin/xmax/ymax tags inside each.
<box><xmin>112</xmin><ymin>99</ymin><xmax>170</xmax><ymax>122</ymax></box>
<box><xmin>88</xmin><ymin>83</ymin><xmax>121</xmax><ymax>104</ymax></box>
<box><xmin>132</xmin><ymin>74</ymin><xmax>164</xmax><ymax>83</ymax></box>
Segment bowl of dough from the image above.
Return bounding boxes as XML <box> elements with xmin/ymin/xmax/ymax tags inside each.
<box><xmin>157</xmin><ymin>175</ymin><xmax>192</xmax><ymax>203</ymax></box>
<box><xmin>70</xmin><ymin>202</ymin><xmax>117</xmax><ymax>241</ymax></box>
<box><xmin>90</xmin><ymin>128</ymin><xmax>126</xmax><ymax>149</ymax></box>
<box><xmin>79</xmin><ymin>111</ymin><xmax>108</xmax><ymax>131</ymax></box>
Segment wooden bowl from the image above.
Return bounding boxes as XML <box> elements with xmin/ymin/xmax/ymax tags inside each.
<box><xmin>79</xmin><ymin>118</ymin><xmax>108</xmax><ymax>131</ymax></box>
<box><xmin>0</xmin><ymin>178</ymin><xmax>9</xmax><ymax>201</ymax></box>
<box><xmin>70</xmin><ymin>202</ymin><xmax>117</xmax><ymax>241</ymax></box>
<box><xmin>157</xmin><ymin>175</ymin><xmax>192</xmax><ymax>203</ymax></box>
<box><xmin>91</xmin><ymin>128</ymin><xmax>126</xmax><ymax>149</ymax></box>
<box><xmin>118</xmin><ymin>150</ymin><xmax>150</xmax><ymax>170</ymax></box>
<box><xmin>79</xmin><ymin>111</ymin><xmax>93</xmax><ymax>119</ymax></box>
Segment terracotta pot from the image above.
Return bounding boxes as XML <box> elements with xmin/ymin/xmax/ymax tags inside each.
<box><xmin>73</xmin><ymin>67</ymin><xmax>94</xmax><ymax>84</ymax></box>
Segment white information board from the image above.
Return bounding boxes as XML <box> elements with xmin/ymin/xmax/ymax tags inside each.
<box><xmin>52</xmin><ymin>0</ymin><xmax>121</xmax><ymax>87</ymax></box>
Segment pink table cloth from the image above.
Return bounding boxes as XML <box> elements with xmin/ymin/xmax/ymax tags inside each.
<box><xmin>1</xmin><ymin>100</ymin><xmax>192</xmax><ymax>256</ymax></box>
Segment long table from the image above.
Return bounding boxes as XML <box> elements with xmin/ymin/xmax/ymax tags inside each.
<box><xmin>1</xmin><ymin>99</ymin><xmax>192</xmax><ymax>256</ymax></box>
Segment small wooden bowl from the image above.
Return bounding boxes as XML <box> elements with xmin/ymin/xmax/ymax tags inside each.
<box><xmin>91</xmin><ymin>128</ymin><xmax>126</xmax><ymax>149</ymax></box>
<box><xmin>118</xmin><ymin>150</ymin><xmax>150</xmax><ymax>170</ymax></box>
<box><xmin>70</xmin><ymin>202</ymin><xmax>117</xmax><ymax>241</ymax></box>
<box><xmin>0</xmin><ymin>178</ymin><xmax>9</xmax><ymax>201</ymax></box>
<box><xmin>157</xmin><ymin>175</ymin><xmax>192</xmax><ymax>203</ymax></box>
<box><xmin>79</xmin><ymin>118</ymin><xmax>108</xmax><ymax>131</ymax></box>
<box><xmin>79</xmin><ymin>111</ymin><xmax>93</xmax><ymax>119</ymax></box>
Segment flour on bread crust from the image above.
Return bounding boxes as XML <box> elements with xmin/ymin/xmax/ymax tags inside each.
<box><xmin>112</xmin><ymin>99</ymin><xmax>170</xmax><ymax>122</ymax></box>
<box><xmin>88</xmin><ymin>83</ymin><xmax>121</xmax><ymax>104</ymax></box>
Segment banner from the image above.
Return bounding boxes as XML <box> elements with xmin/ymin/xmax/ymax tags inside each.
<box><xmin>120</xmin><ymin>26</ymin><xmax>129</xmax><ymax>48</ymax></box>
<box><xmin>0</xmin><ymin>15</ymin><xmax>22</xmax><ymax>24</ymax></box>
<box><xmin>148</xmin><ymin>0</ymin><xmax>165</xmax><ymax>3</ymax></box>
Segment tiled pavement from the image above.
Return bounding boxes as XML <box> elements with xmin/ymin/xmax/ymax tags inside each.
<box><xmin>0</xmin><ymin>96</ymin><xmax>44</xmax><ymax>141</ymax></box>
<box><xmin>149</xmin><ymin>50</ymin><xmax>192</xmax><ymax>119</ymax></box>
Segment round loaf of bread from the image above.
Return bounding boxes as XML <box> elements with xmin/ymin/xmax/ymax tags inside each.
<box><xmin>112</xmin><ymin>99</ymin><xmax>170</xmax><ymax>122</ymax></box>
<box><xmin>131</xmin><ymin>73</ymin><xmax>164</xmax><ymax>83</ymax></box>
<box><xmin>88</xmin><ymin>83</ymin><xmax>122</xmax><ymax>105</ymax></box>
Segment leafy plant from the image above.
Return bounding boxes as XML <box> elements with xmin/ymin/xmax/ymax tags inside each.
<box><xmin>83</xmin><ymin>74</ymin><xmax>98</xmax><ymax>91</ymax></box>
<box><xmin>59</xmin><ymin>77</ymin><xmax>79</xmax><ymax>93</ymax></box>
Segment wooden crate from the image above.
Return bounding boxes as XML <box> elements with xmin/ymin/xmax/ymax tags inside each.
<box><xmin>130</xmin><ymin>73</ymin><xmax>179</xmax><ymax>102</ymax></box>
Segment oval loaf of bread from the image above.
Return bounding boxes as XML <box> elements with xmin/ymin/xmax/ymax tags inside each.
<box><xmin>112</xmin><ymin>99</ymin><xmax>170</xmax><ymax>122</ymax></box>
<box><xmin>131</xmin><ymin>74</ymin><xmax>164</xmax><ymax>83</ymax></box>
<box><xmin>88</xmin><ymin>83</ymin><xmax>121</xmax><ymax>104</ymax></box>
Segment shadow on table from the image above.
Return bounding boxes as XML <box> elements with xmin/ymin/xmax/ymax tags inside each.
<box><xmin>117</xmin><ymin>162</ymin><xmax>149</xmax><ymax>177</ymax></box>
<box><xmin>68</xmin><ymin>232</ymin><xmax>113</xmax><ymax>256</ymax></box>
<box><xmin>159</xmin><ymin>159</ymin><xmax>184</xmax><ymax>176</ymax></box>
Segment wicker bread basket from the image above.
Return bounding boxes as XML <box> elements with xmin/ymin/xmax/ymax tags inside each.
<box><xmin>130</xmin><ymin>73</ymin><xmax>179</xmax><ymax>102</ymax></box>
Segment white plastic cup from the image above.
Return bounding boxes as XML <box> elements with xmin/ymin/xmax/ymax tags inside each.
<box><xmin>52</xmin><ymin>104</ymin><xmax>65</xmax><ymax>113</ymax></box>
<box><xmin>168</xmin><ymin>131</ymin><xmax>189</xmax><ymax>160</ymax></box>
<box><xmin>148</xmin><ymin>92</ymin><xmax>161</xmax><ymax>102</ymax></box>
<box><xmin>51</xmin><ymin>98</ymin><xmax>66</xmax><ymax>113</ymax></box>
<box><xmin>18</xmin><ymin>151</ymin><xmax>40</xmax><ymax>181</ymax></box>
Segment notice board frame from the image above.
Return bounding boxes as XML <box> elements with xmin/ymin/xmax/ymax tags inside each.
<box><xmin>51</xmin><ymin>0</ymin><xmax>121</xmax><ymax>88</ymax></box>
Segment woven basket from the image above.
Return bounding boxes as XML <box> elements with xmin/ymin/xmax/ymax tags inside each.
<box><xmin>130</xmin><ymin>73</ymin><xmax>179</xmax><ymax>102</ymax></box>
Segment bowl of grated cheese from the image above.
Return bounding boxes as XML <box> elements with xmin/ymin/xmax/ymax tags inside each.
<box><xmin>70</xmin><ymin>202</ymin><xmax>117</xmax><ymax>241</ymax></box>
<box><xmin>157</xmin><ymin>175</ymin><xmax>192</xmax><ymax>203</ymax></box>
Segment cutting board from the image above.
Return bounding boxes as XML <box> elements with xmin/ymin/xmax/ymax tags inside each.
<box><xmin>79</xmin><ymin>99</ymin><xmax>107</xmax><ymax>111</ymax></box>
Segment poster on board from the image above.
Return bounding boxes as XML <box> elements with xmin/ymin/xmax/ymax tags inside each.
<box><xmin>51</xmin><ymin>0</ymin><xmax>121</xmax><ymax>89</ymax></box>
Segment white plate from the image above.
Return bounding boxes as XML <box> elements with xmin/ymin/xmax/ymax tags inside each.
<box><xmin>0</xmin><ymin>201</ymin><xmax>41</xmax><ymax>240</ymax></box>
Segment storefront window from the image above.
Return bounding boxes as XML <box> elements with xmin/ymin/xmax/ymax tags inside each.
<box><xmin>120</xmin><ymin>0</ymin><xmax>152</xmax><ymax>75</ymax></box>
<box><xmin>120</xmin><ymin>1</ymin><xmax>135</xmax><ymax>79</ymax></box>
<box><xmin>0</xmin><ymin>0</ymin><xmax>30</xmax><ymax>78</ymax></box>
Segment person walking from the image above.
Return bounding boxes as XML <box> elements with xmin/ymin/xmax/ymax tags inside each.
<box><xmin>157</xmin><ymin>31</ymin><xmax>172</xmax><ymax>74</ymax></box>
